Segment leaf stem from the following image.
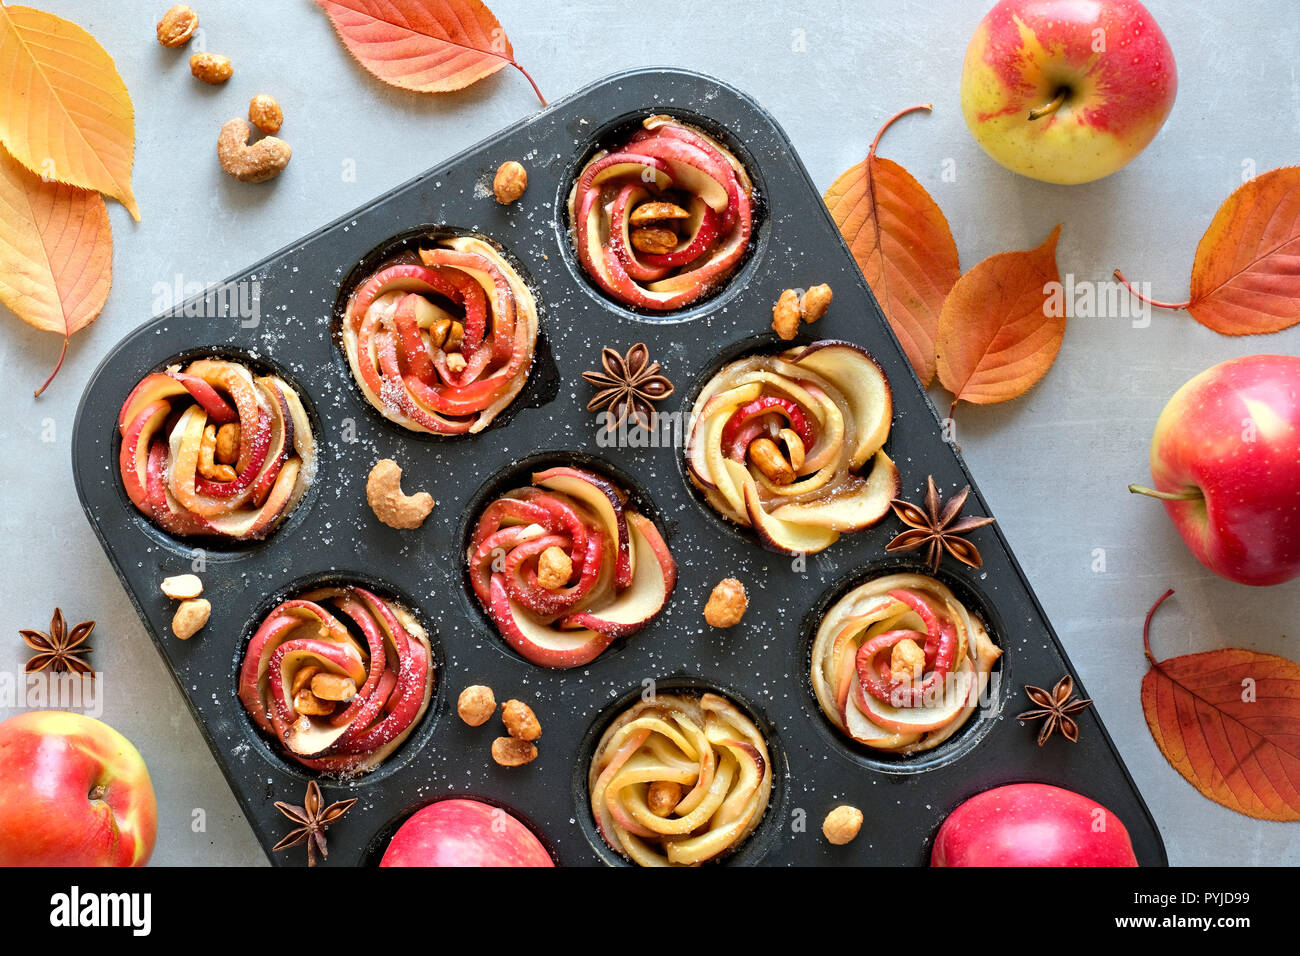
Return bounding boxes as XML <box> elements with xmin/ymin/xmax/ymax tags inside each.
<box><xmin>34</xmin><ymin>335</ymin><xmax>69</xmax><ymax>398</ymax></box>
<box><xmin>510</xmin><ymin>61</ymin><xmax>546</xmax><ymax>106</ymax></box>
<box><xmin>1027</xmin><ymin>89</ymin><xmax>1067</xmax><ymax>121</ymax></box>
<box><xmin>1128</xmin><ymin>483</ymin><xmax>1204</xmax><ymax>502</ymax></box>
<box><xmin>1142</xmin><ymin>588</ymin><xmax>1176</xmax><ymax>664</ymax></box>
<box><xmin>869</xmin><ymin>103</ymin><xmax>933</xmax><ymax>159</ymax></box>
<box><xmin>1113</xmin><ymin>269</ymin><xmax>1191</xmax><ymax>310</ymax></box>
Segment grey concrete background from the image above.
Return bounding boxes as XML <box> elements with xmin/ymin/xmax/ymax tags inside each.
<box><xmin>1</xmin><ymin>0</ymin><xmax>1296</xmax><ymax>866</ymax></box>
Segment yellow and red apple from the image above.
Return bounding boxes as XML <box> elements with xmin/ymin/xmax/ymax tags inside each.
<box><xmin>1131</xmin><ymin>355</ymin><xmax>1300</xmax><ymax>587</ymax></box>
<box><xmin>380</xmin><ymin>799</ymin><xmax>554</xmax><ymax>867</ymax></box>
<box><xmin>0</xmin><ymin>711</ymin><xmax>157</xmax><ymax>866</ymax></box>
<box><xmin>932</xmin><ymin>783</ymin><xmax>1138</xmax><ymax>866</ymax></box>
<box><xmin>961</xmin><ymin>0</ymin><xmax>1177</xmax><ymax>184</ymax></box>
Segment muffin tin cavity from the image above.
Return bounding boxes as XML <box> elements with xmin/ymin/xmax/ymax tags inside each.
<box><xmin>799</xmin><ymin>559</ymin><xmax>1008</xmax><ymax>775</ymax></box>
<box><xmin>459</xmin><ymin>451</ymin><xmax>676</xmax><ymax>669</ymax></box>
<box><xmin>558</xmin><ymin>109</ymin><xmax>767</xmax><ymax>321</ymax></box>
<box><xmin>232</xmin><ymin>573</ymin><xmax>443</xmax><ymax>786</ymax></box>
<box><xmin>113</xmin><ymin>346</ymin><xmax>322</xmax><ymax>558</ymax></box>
<box><xmin>572</xmin><ymin>677</ymin><xmax>788</xmax><ymax>867</ymax></box>
<box><xmin>331</xmin><ymin>226</ymin><xmax>557</xmax><ymax>439</ymax></box>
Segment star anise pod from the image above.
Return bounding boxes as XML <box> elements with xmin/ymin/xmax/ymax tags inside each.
<box><xmin>885</xmin><ymin>476</ymin><xmax>995</xmax><ymax>572</ymax></box>
<box><xmin>20</xmin><ymin>608</ymin><xmax>95</xmax><ymax>676</ymax></box>
<box><xmin>272</xmin><ymin>780</ymin><xmax>357</xmax><ymax>866</ymax></box>
<box><xmin>581</xmin><ymin>343</ymin><xmax>674</xmax><ymax>433</ymax></box>
<box><xmin>1017</xmin><ymin>676</ymin><xmax>1093</xmax><ymax>746</ymax></box>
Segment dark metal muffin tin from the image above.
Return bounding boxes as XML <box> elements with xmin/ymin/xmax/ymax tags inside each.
<box><xmin>71</xmin><ymin>68</ymin><xmax>1165</xmax><ymax>866</ymax></box>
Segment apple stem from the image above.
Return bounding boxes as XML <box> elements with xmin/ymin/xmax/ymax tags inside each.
<box><xmin>1027</xmin><ymin>89</ymin><xmax>1067</xmax><ymax>121</ymax></box>
<box><xmin>869</xmin><ymin>103</ymin><xmax>933</xmax><ymax>159</ymax></box>
<box><xmin>1113</xmin><ymin>270</ymin><xmax>1192</xmax><ymax>311</ymax></box>
<box><xmin>1142</xmin><ymin>589</ymin><xmax>1176</xmax><ymax>664</ymax></box>
<box><xmin>1128</xmin><ymin>483</ymin><xmax>1204</xmax><ymax>502</ymax></box>
<box><xmin>34</xmin><ymin>334</ymin><xmax>69</xmax><ymax>398</ymax></box>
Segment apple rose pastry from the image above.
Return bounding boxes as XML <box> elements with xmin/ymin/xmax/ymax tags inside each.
<box><xmin>341</xmin><ymin>235</ymin><xmax>538</xmax><ymax>434</ymax></box>
<box><xmin>238</xmin><ymin>586</ymin><xmax>434</xmax><ymax>773</ymax></box>
<box><xmin>686</xmin><ymin>341</ymin><xmax>899</xmax><ymax>554</ymax></box>
<box><xmin>568</xmin><ymin>114</ymin><xmax>754</xmax><ymax>310</ymax></box>
<box><xmin>810</xmin><ymin>574</ymin><xmax>1001</xmax><ymax>754</ymax></box>
<box><xmin>467</xmin><ymin>466</ymin><xmax>677</xmax><ymax>669</ymax></box>
<box><xmin>589</xmin><ymin>691</ymin><xmax>772</xmax><ymax>867</ymax></box>
<box><xmin>117</xmin><ymin>358</ymin><xmax>315</xmax><ymax>540</ymax></box>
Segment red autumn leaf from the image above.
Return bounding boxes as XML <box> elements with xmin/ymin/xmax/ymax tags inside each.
<box><xmin>313</xmin><ymin>0</ymin><xmax>545</xmax><ymax>104</ymax></box>
<box><xmin>1141</xmin><ymin>589</ymin><xmax>1300</xmax><ymax>821</ymax></box>
<box><xmin>824</xmin><ymin>104</ymin><xmax>960</xmax><ymax>385</ymax></box>
<box><xmin>935</xmin><ymin>225</ymin><xmax>1064</xmax><ymax>415</ymax></box>
<box><xmin>1115</xmin><ymin>165</ymin><xmax>1300</xmax><ymax>335</ymax></box>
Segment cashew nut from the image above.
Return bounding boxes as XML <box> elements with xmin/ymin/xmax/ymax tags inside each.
<box><xmin>366</xmin><ymin>459</ymin><xmax>434</xmax><ymax>529</ymax></box>
<box><xmin>161</xmin><ymin>574</ymin><xmax>204</xmax><ymax>600</ymax></box>
<box><xmin>217</xmin><ymin>118</ymin><xmax>292</xmax><ymax>183</ymax></box>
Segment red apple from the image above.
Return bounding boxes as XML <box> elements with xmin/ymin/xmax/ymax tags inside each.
<box><xmin>961</xmin><ymin>0</ymin><xmax>1177</xmax><ymax>184</ymax></box>
<box><xmin>0</xmin><ymin>711</ymin><xmax>157</xmax><ymax>866</ymax></box>
<box><xmin>380</xmin><ymin>799</ymin><xmax>554</xmax><ymax>867</ymax></box>
<box><xmin>932</xmin><ymin>783</ymin><xmax>1137</xmax><ymax>866</ymax></box>
<box><xmin>1130</xmin><ymin>355</ymin><xmax>1300</xmax><ymax>586</ymax></box>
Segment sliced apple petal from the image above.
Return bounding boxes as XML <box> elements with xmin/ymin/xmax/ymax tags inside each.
<box><xmin>768</xmin><ymin>450</ymin><xmax>899</xmax><ymax>532</ymax></box>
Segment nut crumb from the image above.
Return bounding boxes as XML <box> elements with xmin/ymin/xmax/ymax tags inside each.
<box><xmin>801</xmin><ymin>283</ymin><xmax>833</xmax><ymax>322</ymax></box>
<box><xmin>156</xmin><ymin>5</ymin><xmax>198</xmax><ymax>47</ymax></box>
<box><xmin>366</xmin><ymin>458</ymin><xmax>434</xmax><ymax>529</ymax></box>
<box><xmin>457</xmin><ymin>685</ymin><xmax>496</xmax><ymax>726</ymax></box>
<box><xmin>161</xmin><ymin>573</ymin><xmax>203</xmax><ymax>600</ymax></box>
<box><xmin>248</xmin><ymin>94</ymin><xmax>283</xmax><ymax>135</ymax></box>
<box><xmin>491</xmin><ymin>736</ymin><xmax>538</xmax><ymax>767</ymax></box>
<box><xmin>190</xmin><ymin>52</ymin><xmax>233</xmax><ymax>85</ymax></box>
<box><xmin>822</xmin><ymin>805</ymin><xmax>863</xmax><ymax>845</ymax></box>
<box><xmin>502</xmin><ymin>699</ymin><xmax>541</xmax><ymax>741</ymax></box>
<box><xmin>493</xmin><ymin>161</ymin><xmax>527</xmax><ymax>204</ymax></box>
<box><xmin>703</xmin><ymin>577</ymin><xmax>748</xmax><ymax>628</ymax></box>
<box><xmin>771</xmin><ymin>289</ymin><xmax>801</xmax><ymax>340</ymax></box>
<box><xmin>536</xmin><ymin>546</ymin><xmax>572</xmax><ymax>590</ymax></box>
<box><xmin>171</xmin><ymin>598</ymin><xmax>210</xmax><ymax>640</ymax></box>
<box><xmin>647</xmin><ymin>780</ymin><xmax>682</xmax><ymax>816</ymax></box>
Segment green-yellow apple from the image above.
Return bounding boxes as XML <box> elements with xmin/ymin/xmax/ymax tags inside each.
<box><xmin>0</xmin><ymin>711</ymin><xmax>157</xmax><ymax>866</ymax></box>
<box><xmin>932</xmin><ymin>783</ymin><xmax>1138</xmax><ymax>866</ymax></box>
<box><xmin>1131</xmin><ymin>355</ymin><xmax>1300</xmax><ymax>586</ymax></box>
<box><xmin>961</xmin><ymin>0</ymin><xmax>1177</xmax><ymax>184</ymax></box>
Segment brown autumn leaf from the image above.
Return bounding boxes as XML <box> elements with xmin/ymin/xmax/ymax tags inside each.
<box><xmin>313</xmin><ymin>0</ymin><xmax>545</xmax><ymax>104</ymax></box>
<box><xmin>0</xmin><ymin>144</ymin><xmax>113</xmax><ymax>396</ymax></box>
<box><xmin>936</xmin><ymin>225</ymin><xmax>1064</xmax><ymax>415</ymax></box>
<box><xmin>1141</xmin><ymin>590</ymin><xmax>1300</xmax><ymax>821</ymax></box>
<box><xmin>0</xmin><ymin>4</ymin><xmax>139</xmax><ymax>220</ymax></box>
<box><xmin>1115</xmin><ymin>165</ymin><xmax>1300</xmax><ymax>335</ymax></box>
<box><xmin>824</xmin><ymin>104</ymin><xmax>960</xmax><ymax>385</ymax></box>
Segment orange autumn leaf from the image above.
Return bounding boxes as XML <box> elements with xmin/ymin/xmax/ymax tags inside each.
<box><xmin>1141</xmin><ymin>590</ymin><xmax>1300</xmax><ymax>821</ymax></box>
<box><xmin>0</xmin><ymin>144</ymin><xmax>112</xmax><ymax>396</ymax></box>
<box><xmin>0</xmin><ymin>4</ymin><xmax>138</xmax><ymax>220</ymax></box>
<box><xmin>1115</xmin><ymin>166</ymin><xmax>1300</xmax><ymax>335</ymax></box>
<box><xmin>824</xmin><ymin>105</ymin><xmax>960</xmax><ymax>385</ymax></box>
<box><xmin>313</xmin><ymin>0</ymin><xmax>545</xmax><ymax>104</ymax></box>
<box><xmin>936</xmin><ymin>225</ymin><xmax>1063</xmax><ymax>414</ymax></box>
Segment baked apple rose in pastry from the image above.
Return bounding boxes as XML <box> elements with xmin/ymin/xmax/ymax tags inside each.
<box><xmin>341</xmin><ymin>235</ymin><xmax>538</xmax><ymax>434</ymax></box>
<box><xmin>686</xmin><ymin>341</ymin><xmax>899</xmax><ymax>554</ymax></box>
<box><xmin>810</xmin><ymin>574</ymin><xmax>1001</xmax><ymax>755</ymax></box>
<box><xmin>589</xmin><ymin>691</ymin><xmax>772</xmax><ymax>867</ymax></box>
<box><xmin>117</xmin><ymin>358</ymin><xmax>315</xmax><ymax>540</ymax></box>
<box><xmin>467</xmin><ymin>466</ymin><xmax>677</xmax><ymax>669</ymax></box>
<box><xmin>238</xmin><ymin>586</ymin><xmax>434</xmax><ymax>773</ymax></box>
<box><xmin>568</xmin><ymin>115</ymin><xmax>754</xmax><ymax>310</ymax></box>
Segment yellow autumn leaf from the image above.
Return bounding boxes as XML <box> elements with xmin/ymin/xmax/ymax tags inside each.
<box><xmin>0</xmin><ymin>144</ymin><xmax>113</xmax><ymax>395</ymax></box>
<box><xmin>0</xmin><ymin>4</ymin><xmax>139</xmax><ymax>220</ymax></box>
